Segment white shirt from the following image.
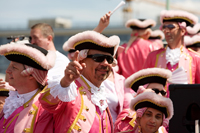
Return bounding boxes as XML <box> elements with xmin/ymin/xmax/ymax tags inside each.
<box><xmin>49</xmin><ymin>75</ymin><xmax>108</xmax><ymax>114</ymax></box>
<box><xmin>47</xmin><ymin>51</ymin><xmax>70</xmax><ymax>80</ymax></box>
<box><xmin>3</xmin><ymin>89</ymin><xmax>38</xmax><ymax>119</ymax></box>
<box><xmin>103</xmin><ymin>79</ymin><xmax>119</xmax><ymax>123</ymax></box>
<box><xmin>166</xmin><ymin>47</ymin><xmax>181</xmax><ymax>66</ymax></box>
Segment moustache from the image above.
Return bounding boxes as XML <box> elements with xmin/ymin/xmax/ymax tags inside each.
<box><xmin>96</xmin><ymin>65</ymin><xmax>110</xmax><ymax>71</ymax></box>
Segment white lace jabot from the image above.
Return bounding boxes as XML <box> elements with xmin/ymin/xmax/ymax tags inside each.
<box><xmin>166</xmin><ymin>47</ymin><xmax>181</xmax><ymax>66</ymax></box>
<box><xmin>82</xmin><ymin>76</ymin><xmax>108</xmax><ymax>114</ymax></box>
<box><xmin>3</xmin><ymin>89</ymin><xmax>38</xmax><ymax>119</ymax></box>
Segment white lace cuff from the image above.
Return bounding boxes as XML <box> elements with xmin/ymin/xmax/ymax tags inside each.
<box><xmin>48</xmin><ymin>78</ymin><xmax>78</xmax><ymax>102</ymax></box>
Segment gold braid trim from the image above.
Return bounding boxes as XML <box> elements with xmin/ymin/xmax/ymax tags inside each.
<box><xmin>133</xmin><ymin>99</ymin><xmax>170</xmax><ymax>118</ymax></box>
<box><xmin>74</xmin><ymin>39</ymin><xmax>111</xmax><ymax>49</ymax></box>
<box><xmin>163</xmin><ymin>16</ymin><xmax>193</xmax><ymax>24</ymax></box>
<box><xmin>4</xmin><ymin>51</ymin><xmax>41</xmax><ymax>66</ymax></box>
<box><xmin>129</xmin><ymin>74</ymin><xmax>166</xmax><ymax>88</ymax></box>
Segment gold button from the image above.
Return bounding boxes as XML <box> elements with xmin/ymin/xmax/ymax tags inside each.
<box><xmin>83</xmin><ymin>118</ymin><xmax>86</xmax><ymax>122</ymax></box>
<box><xmin>86</xmin><ymin>107</ymin><xmax>89</xmax><ymax>111</ymax></box>
<box><xmin>25</xmin><ymin>104</ymin><xmax>29</xmax><ymax>107</ymax></box>
<box><xmin>24</xmin><ymin>129</ymin><xmax>26</xmax><ymax>131</ymax></box>
<box><xmin>185</xmin><ymin>58</ymin><xmax>187</xmax><ymax>60</ymax></box>
<box><xmin>161</xmin><ymin>54</ymin><xmax>163</xmax><ymax>57</ymax></box>
<box><xmin>3</xmin><ymin>126</ymin><xmax>5</xmax><ymax>129</ymax></box>
<box><xmin>78</xmin><ymin>128</ymin><xmax>81</xmax><ymax>132</ymax></box>
<box><xmin>171</xmin><ymin>69</ymin><xmax>174</xmax><ymax>71</ymax></box>
<box><xmin>29</xmin><ymin>110</ymin><xmax>33</xmax><ymax>114</ymax></box>
<box><xmin>83</xmin><ymin>92</ymin><xmax>86</xmax><ymax>95</ymax></box>
<box><xmin>103</xmin><ymin>127</ymin><xmax>106</xmax><ymax>129</ymax></box>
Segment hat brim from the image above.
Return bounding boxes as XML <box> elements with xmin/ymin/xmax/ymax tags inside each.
<box><xmin>0</xmin><ymin>43</ymin><xmax>55</xmax><ymax>71</ymax></box>
<box><xmin>130</xmin><ymin>91</ymin><xmax>174</xmax><ymax>119</ymax></box>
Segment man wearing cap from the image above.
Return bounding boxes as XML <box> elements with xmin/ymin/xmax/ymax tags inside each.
<box><xmin>0</xmin><ymin>43</ymin><xmax>55</xmax><ymax>133</ymax></box>
<box><xmin>114</xmin><ymin>67</ymin><xmax>173</xmax><ymax>133</ymax></box>
<box><xmin>30</xmin><ymin>23</ymin><xmax>70</xmax><ymax>80</ymax></box>
<box><xmin>118</xmin><ymin>91</ymin><xmax>173</xmax><ymax>133</ymax></box>
<box><xmin>143</xmin><ymin>10</ymin><xmax>200</xmax><ymax>97</ymax></box>
<box><xmin>117</xmin><ymin>19</ymin><xmax>159</xmax><ymax>78</ymax></box>
<box><xmin>39</xmin><ymin>30</ymin><xmax>120</xmax><ymax>133</ymax></box>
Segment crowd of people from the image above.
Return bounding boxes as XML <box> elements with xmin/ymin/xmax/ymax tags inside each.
<box><xmin>0</xmin><ymin>8</ymin><xmax>200</xmax><ymax>133</ymax></box>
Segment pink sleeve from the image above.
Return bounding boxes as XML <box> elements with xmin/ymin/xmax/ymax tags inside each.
<box><xmin>143</xmin><ymin>51</ymin><xmax>156</xmax><ymax>69</ymax></box>
<box><xmin>114</xmin><ymin>109</ymin><xmax>134</xmax><ymax>132</ymax></box>
<box><xmin>123</xmin><ymin>87</ymin><xmax>135</xmax><ymax>110</ymax></box>
<box><xmin>39</xmin><ymin>89</ymin><xmax>65</xmax><ymax>113</ymax></box>
<box><xmin>39</xmin><ymin>88</ymin><xmax>78</xmax><ymax>114</ymax></box>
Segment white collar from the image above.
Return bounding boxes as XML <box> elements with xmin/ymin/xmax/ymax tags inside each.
<box><xmin>81</xmin><ymin>75</ymin><xmax>108</xmax><ymax>113</ymax></box>
<box><xmin>3</xmin><ymin>89</ymin><xmax>38</xmax><ymax>119</ymax></box>
<box><xmin>166</xmin><ymin>46</ymin><xmax>181</xmax><ymax>66</ymax></box>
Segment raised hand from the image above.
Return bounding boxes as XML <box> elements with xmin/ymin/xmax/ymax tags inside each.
<box><xmin>93</xmin><ymin>11</ymin><xmax>111</xmax><ymax>33</ymax></box>
<box><xmin>60</xmin><ymin>51</ymin><xmax>86</xmax><ymax>87</ymax></box>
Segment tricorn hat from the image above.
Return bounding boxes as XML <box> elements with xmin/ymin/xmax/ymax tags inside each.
<box><xmin>125</xmin><ymin>19</ymin><xmax>156</xmax><ymax>30</ymax></box>
<box><xmin>130</xmin><ymin>91</ymin><xmax>174</xmax><ymax>119</ymax></box>
<box><xmin>0</xmin><ymin>43</ymin><xmax>55</xmax><ymax>71</ymax></box>
<box><xmin>63</xmin><ymin>30</ymin><xmax>120</xmax><ymax>56</ymax></box>
<box><xmin>125</xmin><ymin>68</ymin><xmax>172</xmax><ymax>92</ymax></box>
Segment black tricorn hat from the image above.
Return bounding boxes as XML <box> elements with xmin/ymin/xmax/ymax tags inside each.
<box><xmin>0</xmin><ymin>43</ymin><xmax>56</xmax><ymax>71</ymax></box>
<box><xmin>125</xmin><ymin>68</ymin><xmax>172</xmax><ymax>92</ymax></box>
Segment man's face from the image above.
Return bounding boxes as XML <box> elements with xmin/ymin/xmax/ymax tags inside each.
<box><xmin>138</xmin><ymin>108</ymin><xmax>163</xmax><ymax>133</ymax></box>
<box><xmin>30</xmin><ymin>28</ymin><xmax>49</xmax><ymax>50</ymax></box>
<box><xmin>162</xmin><ymin>21</ymin><xmax>183</xmax><ymax>45</ymax></box>
<box><xmin>6</xmin><ymin>61</ymin><xmax>27</xmax><ymax>93</ymax></box>
<box><xmin>81</xmin><ymin>49</ymin><xmax>113</xmax><ymax>86</ymax></box>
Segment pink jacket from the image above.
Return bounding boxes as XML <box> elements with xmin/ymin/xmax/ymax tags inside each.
<box><xmin>117</xmin><ymin>38</ymin><xmax>157</xmax><ymax>78</ymax></box>
<box><xmin>143</xmin><ymin>46</ymin><xmax>200</xmax><ymax>84</ymax></box>
<box><xmin>113</xmin><ymin>71</ymin><xmax>134</xmax><ymax>114</ymax></box>
<box><xmin>114</xmin><ymin>109</ymin><xmax>167</xmax><ymax>133</ymax></box>
<box><xmin>0</xmin><ymin>89</ymin><xmax>54</xmax><ymax>133</ymax></box>
<box><xmin>39</xmin><ymin>76</ymin><xmax>113</xmax><ymax>133</ymax></box>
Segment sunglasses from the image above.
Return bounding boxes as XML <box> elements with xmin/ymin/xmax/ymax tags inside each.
<box><xmin>87</xmin><ymin>54</ymin><xmax>114</xmax><ymax>64</ymax></box>
<box><xmin>152</xmin><ymin>88</ymin><xmax>167</xmax><ymax>96</ymax></box>
<box><xmin>162</xmin><ymin>24</ymin><xmax>176</xmax><ymax>30</ymax></box>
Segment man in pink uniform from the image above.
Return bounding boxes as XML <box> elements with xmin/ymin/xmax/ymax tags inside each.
<box><xmin>0</xmin><ymin>43</ymin><xmax>55</xmax><ymax>133</ymax></box>
<box><xmin>114</xmin><ymin>67</ymin><xmax>172</xmax><ymax>133</ymax></box>
<box><xmin>143</xmin><ymin>10</ymin><xmax>200</xmax><ymax>97</ymax></box>
<box><xmin>39</xmin><ymin>30</ymin><xmax>120</xmax><ymax>133</ymax></box>
<box><xmin>117</xmin><ymin>19</ymin><xmax>158</xmax><ymax>78</ymax></box>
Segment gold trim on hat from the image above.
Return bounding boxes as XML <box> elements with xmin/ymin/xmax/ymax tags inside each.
<box><xmin>129</xmin><ymin>74</ymin><xmax>167</xmax><ymax>88</ymax></box>
<box><xmin>4</xmin><ymin>51</ymin><xmax>41</xmax><ymax>66</ymax></box>
<box><xmin>133</xmin><ymin>99</ymin><xmax>170</xmax><ymax>118</ymax></box>
<box><xmin>0</xmin><ymin>89</ymin><xmax>9</xmax><ymax>91</ymax></box>
<box><xmin>163</xmin><ymin>16</ymin><xmax>194</xmax><ymax>24</ymax></box>
<box><xmin>74</xmin><ymin>39</ymin><xmax>111</xmax><ymax>49</ymax></box>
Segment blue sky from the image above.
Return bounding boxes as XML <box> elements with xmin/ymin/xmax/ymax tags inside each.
<box><xmin>0</xmin><ymin>0</ymin><xmax>200</xmax><ymax>29</ymax></box>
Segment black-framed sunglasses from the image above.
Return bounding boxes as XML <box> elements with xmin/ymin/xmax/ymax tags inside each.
<box><xmin>162</xmin><ymin>24</ymin><xmax>176</xmax><ymax>30</ymax></box>
<box><xmin>87</xmin><ymin>54</ymin><xmax>114</xmax><ymax>64</ymax></box>
<box><xmin>152</xmin><ymin>88</ymin><xmax>167</xmax><ymax>96</ymax></box>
